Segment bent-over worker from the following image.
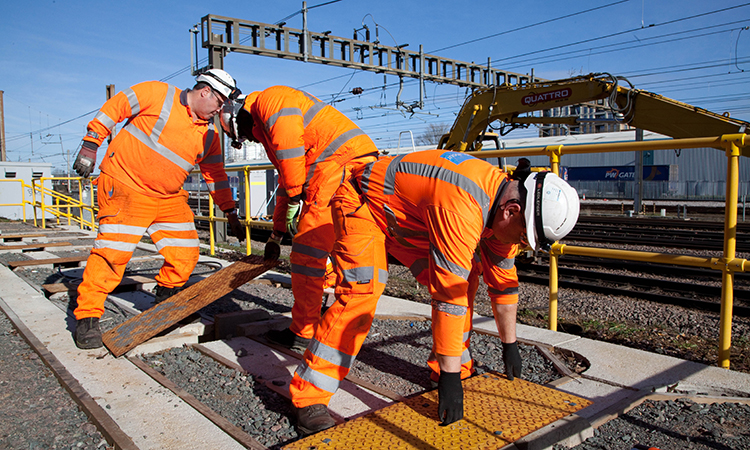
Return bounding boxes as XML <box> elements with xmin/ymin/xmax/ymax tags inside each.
<box><xmin>219</xmin><ymin>85</ymin><xmax>378</xmax><ymax>350</ymax></box>
<box><xmin>72</xmin><ymin>69</ymin><xmax>245</xmax><ymax>349</ymax></box>
<box><xmin>288</xmin><ymin>149</ymin><xmax>580</xmax><ymax>434</ymax></box>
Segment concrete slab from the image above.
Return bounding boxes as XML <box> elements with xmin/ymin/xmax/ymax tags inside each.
<box><xmin>552</xmin><ymin>377</ymin><xmax>640</xmax><ymax>422</ymax></box>
<box><xmin>200</xmin><ymin>338</ymin><xmax>393</xmax><ymax>421</ymax></box>
<box><xmin>560</xmin><ymin>337</ymin><xmax>750</xmax><ymax>397</ymax></box>
<box><xmin>0</xmin><ymin>263</ymin><xmax>246</xmax><ymax>450</ymax></box>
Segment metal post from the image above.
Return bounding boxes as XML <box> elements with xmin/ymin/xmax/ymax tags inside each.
<box><xmin>719</xmin><ymin>134</ymin><xmax>742</xmax><ymax>369</ymax></box>
<box><xmin>546</xmin><ymin>145</ymin><xmax>563</xmax><ymax>331</ymax></box>
<box><xmin>418</xmin><ymin>45</ymin><xmax>424</xmax><ymax>108</ymax></box>
<box><xmin>243</xmin><ymin>167</ymin><xmax>251</xmax><ymax>254</ymax></box>
<box><xmin>634</xmin><ymin>129</ymin><xmax>643</xmax><ymax>215</ymax></box>
<box><xmin>302</xmin><ymin>1</ymin><xmax>308</xmax><ymax>62</ymax></box>
<box><xmin>208</xmin><ymin>47</ymin><xmax>229</xmax><ymax>244</ymax></box>
<box><xmin>0</xmin><ymin>90</ymin><xmax>6</xmax><ymax>162</ymax></box>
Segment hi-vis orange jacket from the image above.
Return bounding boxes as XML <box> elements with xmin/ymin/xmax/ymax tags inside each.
<box><xmin>83</xmin><ymin>81</ymin><xmax>235</xmax><ymax>212</ymax></box>
<box><xmin>361</xmin><ymin>149</ymin><xmax>520</xmax><ymax>314</ymax></box>
<box><xmin>243</xmin><ymin>86</ymin><xmax>378</xmax><ymax>234</ymax></box>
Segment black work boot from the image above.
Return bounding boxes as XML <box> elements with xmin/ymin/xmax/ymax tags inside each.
<box><xmin>295</xmin><ymin>404</ymin><xmax>335</xmax><ymax>435</ymax></box>
<box><xmin>266</xmin><ymin>328</ymin><xmax>311</xmax><ymax>351</ymax></box>
<box><xmin>153</xmin><ymin>285</ymin><xmax>182</xmax><ymax>304</ymax></box>
<box><xmin>75</xmin><ymin>317</ymin><xmax>102</xmax><ymax>349</ymax></box>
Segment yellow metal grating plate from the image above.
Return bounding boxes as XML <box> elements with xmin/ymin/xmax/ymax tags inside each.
<box><xmin>284</xmin><ymin>373</ymin><xmax>592</xmax><ymax>449</ymax></box>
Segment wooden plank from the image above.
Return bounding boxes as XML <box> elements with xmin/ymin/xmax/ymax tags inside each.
<box><xmin>0</xmin><ymin>242</ymin><xmax>73</xmax><ymax>250</ymax></box>
<box><xmin>0</xmin><ymin>233</ymin><xmax>46</xmax><ymax>242</ymax></box>
<box><xmin>42</xmin><ymin>275</ymin><xmax>156</xmax><ymax>294</ymax></box>
<box><xmin>9</xmin><ymin>256</ymin><xmax>89</xmax><ymax>269</ymax></box>
<box><xmin>103</xmin><ymin>255</ymin><xmax>278</xmax><ymax>357</ymax></box>
<box><xmin>128</xmin><ymin>356</ymin><xmax>268</xmax><ymax>450</ymax></box>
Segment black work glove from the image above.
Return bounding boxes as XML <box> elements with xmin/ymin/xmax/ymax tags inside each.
<box><xmin>73</xmin><ymin>140</ymin><xmax>98</xmax><ymax>178</ymax></box>
<box><xmin>437</xmin><ymin>371</ymin><xmax>463</xmax><ymax>426</ymax></box>
<box><xmin>264</xmin><ymin>234</ymin><xmax>281</xmax><ymax>261</ymax></box>
<box><xmin>502</xmin><ymin>341</ymin><xmax>522</xmax><ymax>381</ymax></box>
<box><xmin>224</xmin><ymin>209</ymin><xmax>245</xmax><ymax>242</ymax></box>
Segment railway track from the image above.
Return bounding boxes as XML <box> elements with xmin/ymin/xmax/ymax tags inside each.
<box><xmin>517</xmin><ymin>262</ymin><xmax>750</xmax><ymax>317</ymax></box>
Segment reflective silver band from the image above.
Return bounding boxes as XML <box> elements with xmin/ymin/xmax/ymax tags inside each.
<box><xmin>382</xmin><ymin>154</ymin><xmax>407</xmax><ymax>196</ymax></box>
<box><xmin>378</xmin><ymin>268</ymin><xmax>389</xmax><ymax>284</ymax></box>
<box><xmin>304</xmin><ymin>128</ymin><xmax>365</xmax><ymax>188</ymax></box>
<box><xmin>153</xmin><ymin>237</ymin><xmax>200</xmax><ymax>252</ymax></box>
<box><xmin>99</xmin><ymin>224</ymin><xmax>147</xmax><ymax>236</ymax></box>
<box><xmin>93</xmin><ymin>239</ymin><xmax>138</xmax><ymax>252</ymax></box>
<box><xmin>359</xmin><ymin>160</ymin><xmax>375</xmax><ymax>194</ymax></box>
<box><xmin>124</xmin><ymin>88</ymin><xmax>140</xmax><ymax>116</ymax></box>
<box><xmin>94</xmin><ymin>111</ymin><xmax>117</xmax><ymax>132</ymax></box>
<box><xmin>266</xmin><ymin>107</ymin><xmax>302</xmax><ymax>129</ymax></box>
<box><xmin>431</xmin><ymin>243</ymin><xmax>470</xmax><ymax>280</ymax></box>
<box><xmin>431</xmin><ymin>299</ymin><xmax>468</xmax><ymax>316</ymax></box>
<box><xmin>200</xmin><ymin>154</ymin><xmax>223</xmax><ymax>165</ymax></box>
<box><xmin>386</xmin><ymin>160</ymin><xmax>491</xmax><ymax>223</ymax></box>
<box><xmin>276</xmin><ymin>146</ymin><xmax>306</xmax><ymax>160</ymax></box>
<box><xmin>291</xmin><ymin>263</ymin><xmax>326</xmax><ymax>278</ymax></box>
<box><xmin>341</xmin><ymin>266</ymin><xmax>373</xmax><ymax>283</ymax></box>
<box><xmin>295</xmin><ymin>362</ymin><xmax>341</xmax><ymax>394</ymax></box>
<box><xmin>206</xmin><ymin>180</ymin><xmax>230</xmax><ymax>192</ymax></box>
<box><xmin>150</xmin><ymin>85</ymin><xmax>175</xmax><ymax>143</ymax></box>
<box><xmin>292</xmin><ymin>242</ymin><xmax>329</xmax><ymax>259</ymax></box>
<box><xmin>308</xmin><ymin>338</ymin><xmax>356</xmax><ymax>369</ymax></box>
<box><xmin>303</xmin><ymin>101</ymin><xmax>326</xmax><ymax>127</ymax></box>
<box><xmin>488</xmin><ymin>286</ymin><xmax>519</xmax><ymax>296</ymax></box>
<box><xmin>147</xmin><ymin>222</ymin><xmax>196</xmax><ymax>233</ymax></box>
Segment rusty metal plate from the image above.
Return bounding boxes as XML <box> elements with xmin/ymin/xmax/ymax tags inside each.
<box><xmin>284</xmin><ymin>372</ymin><xmax>592</xmax><ymax>450</ymax></box>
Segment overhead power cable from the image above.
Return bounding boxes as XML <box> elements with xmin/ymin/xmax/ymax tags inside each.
<box><xmin>428</xmin><ymin>0</ymin><xmax>630</xmax><ymax>53</ymax></box>
<box><xmin>492</xmin><ymin>2</ymin><xmax>750</xmax><ymax>64</ymax></box>
<box><xmin>501</xmin><ymin>19</ymin><xmax>750</xmax><ymax>69</ymax></box>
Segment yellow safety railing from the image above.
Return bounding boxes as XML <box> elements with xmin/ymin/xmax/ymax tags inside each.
<box><xmin>30</xmin><ymin>177</ymin><xmax>98</xmax><ymax>230</ymax></box>
<box><xmin>468</xmin><ymin>133</ymin><xmax>748</xmax><ymax>369</ymax></box>
<box><xmin>0</xmin><ymin>179</ymin><xmax>33</xmax><ymax>221</ymax></box>
<box><xmin>193</xmin><ymin>163</ymin><xmax>275</xmax><ymax>256</ymax></box>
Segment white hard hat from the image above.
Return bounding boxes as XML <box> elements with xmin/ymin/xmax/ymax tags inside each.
<box><xmin>220</xmin><ymin>96</ymin><xmax>246</xmax><ymax>149</ymax></box>
<box><xmin>196</xmin><ymin>68</ymin><xmax>239</xmax><ymax>101</ymax></box>
<box><xmin>523</xmin><ymin>171</ymin><xmax>580</xmax><ymax>251</ymax></box>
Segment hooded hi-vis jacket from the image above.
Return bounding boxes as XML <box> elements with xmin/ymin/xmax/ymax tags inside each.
<box><xmin>244</xmin><ymin>86</ymin><xmax>378</xmax><ymax>232</ymax></box>
<box><xmin>359</xmin><ymin>150</ymin><xmax>519</xmax><ymax>353</ymax></box>
<box><xmin>84</xmin><ymin>81</ymin><xmax>234</xmax><ymax>212</ymax></box>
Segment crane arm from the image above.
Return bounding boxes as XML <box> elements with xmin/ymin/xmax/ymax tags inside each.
<box><xmin>439</xmin><ymin>73</ymin><xmax>750</xmax><ymax>152</ymax></box>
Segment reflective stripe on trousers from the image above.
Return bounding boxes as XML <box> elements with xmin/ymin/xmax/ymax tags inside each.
<box><xmin>289</xmin><ymin>180</ymin><xmax>387</xmax><ymax>408</ymax></box>
<box><xmin>388</xmin><ymin>243</ymin><xmax>480</xmax><ymax>382</ymax></box>
<box><xmin>288</xmin><ymin>156</ymin><xmax>377</xmax><ymax>339</ymax></box>
<box><xmin>75</xmin><ymin>174</ymin><xmax>199</xmax><ymax>319</ymax></box>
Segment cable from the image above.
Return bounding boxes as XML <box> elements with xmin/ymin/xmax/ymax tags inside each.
<box><xmin>429</xmin><ymin>0</ymin><xmax>630</xmax><ymax>53</ymax></box>
<box><xmin>501</xmin><ymin>19</ymin><xmax>750</xmax><ymax>69</ymax></box>
<box><xmin>492</xmin><ymin>2</ymin><xmax>750</xmax><ymax>64</ymax></box>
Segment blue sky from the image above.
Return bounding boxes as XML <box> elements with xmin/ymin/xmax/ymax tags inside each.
<box><xmin>3</xmin><ymin>0</ymin><xmax>750</xmax><ymax>172</ymax></box>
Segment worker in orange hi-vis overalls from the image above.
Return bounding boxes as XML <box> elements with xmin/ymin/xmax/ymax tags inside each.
<box><xmin>71</xmin><ymin>69</ymin><xmax>245</xmax><ymax>350</ymax></box>
<box><xmin>220</xmin><ymin>86</ymin><xmax>378</xmax><ymax>350</ymax></box>
<box><xmin>287</xmin><ymin>149</ymin><xmax>581</xmax><ymax>434</ymax></box>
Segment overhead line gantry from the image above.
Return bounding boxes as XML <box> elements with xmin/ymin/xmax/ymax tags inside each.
<box><xmin>197</xmin><ymin>14</ymin><xmax>541</xmax><ymax>89</ymax></box>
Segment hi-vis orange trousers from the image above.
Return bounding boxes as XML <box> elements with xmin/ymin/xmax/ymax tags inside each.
<box><xmin>74</xmin><ymin>174</ymin><xmax>200</xmax><ymax>320</ymax></box>
<box><xmin>289</xmin><ymin>156</ymin><xmax>376</xmax><ymax>339</ymax></box>
<box><xmin>289</xmin><ymin>181</ymin><xmax>477</xmax><ymax>408</ymax></box>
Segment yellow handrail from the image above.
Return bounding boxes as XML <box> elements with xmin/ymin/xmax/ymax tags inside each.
<box><xmin>468</xmin><ymin>133</ymin><xmax>749</xmax><ymax>369</ymax></box>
